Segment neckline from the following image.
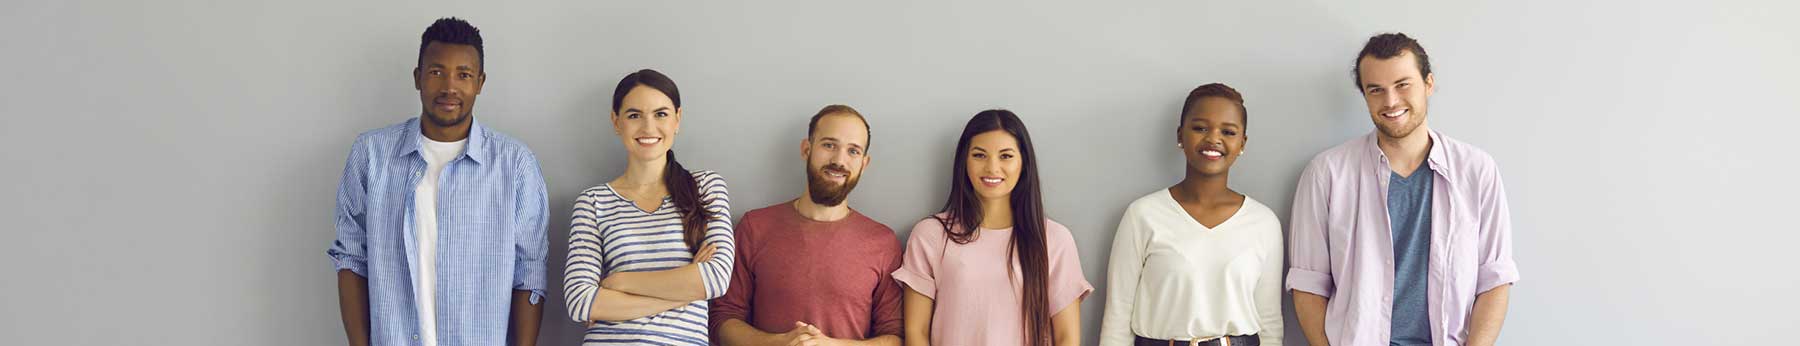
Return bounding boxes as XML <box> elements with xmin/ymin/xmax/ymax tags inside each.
<box><xmin>1162</xmin><ymin>190</ymin><xmax>1249</xmax><ymax>231</ymax></box>
<box><xmin>603</xmin><ymin>183</ymin><xmax>671</xmax><ymax>215</ymax></box>
<box><xmin>788</xmin><ymin>199</ymin><xmax>859</xmax><ymax>224</ymax></box>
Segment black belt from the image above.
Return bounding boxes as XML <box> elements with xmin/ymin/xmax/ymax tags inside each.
<box><xmin>1133</xmin><ymin>334</ymin><xmax>1259</xmax><ymax>346</ymax></box>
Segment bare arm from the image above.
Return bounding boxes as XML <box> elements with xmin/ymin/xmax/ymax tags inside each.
<box><xmin>336</xmin><ymin>270</ymin><xmax>370</xmax><ymax>346</ymax></box>
<box><xmin>719</xmin><ymin>319</ymin><xmax>900</xmax><ymax>346</ymax></box>
<box><xmin>1464</xmin><ymin>284</ymin><xmax>1512</xmax><ymax>346</ymax></box>
<box><xmin>1051</xmin><ymin>297</ymin><xmax>1083</xmax><ymax>346</ymax></box>
<box><xmin>812</xmin><ymin>327</ymin><xmax>899</xmax><ymax>346</ymax></box>
<box><xmin>1292</xmin><ymin>290</ymin><xmax>1329</xmax><ymax>346</ymax></box>
<box><xmin>901</xmin><ymin>287</ymin><xmax>933</xmax><ymax>346</ymax></box>
<box><xmin>841</xmin><ymin>335</ymin><xmax>901</xmax><ymax>346</ymax></box>
<box><xmin>714</xmin><ymin>318</ymin><xmax>792</xmax><ymax>346</ymax></box>
<box><xmin>508</xmin><ymin>290</ymin><xmax>541</xmax><ymax>346</ymax></box>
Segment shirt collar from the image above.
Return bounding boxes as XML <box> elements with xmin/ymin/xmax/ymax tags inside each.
<box><xmin>1364</xmin><ymin>128</ymin><xmax>1452</xmax><ymax>176</ymax></box>
<box><xmin>395</xmin><ymin>117</ymin><xmax>489</xmax><ymax>165</ymax></box>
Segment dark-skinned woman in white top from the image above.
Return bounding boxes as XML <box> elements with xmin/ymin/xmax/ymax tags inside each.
<box><xmin>1099</xmin><ymin>83</ymin><xmax>1283</xmax><ymax>346</ymax></box>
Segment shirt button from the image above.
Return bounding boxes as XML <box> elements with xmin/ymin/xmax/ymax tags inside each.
<box><xmin>412</xmin><ymin>334</ymin><xmax>419</xmax><ymax>340</ymax></box>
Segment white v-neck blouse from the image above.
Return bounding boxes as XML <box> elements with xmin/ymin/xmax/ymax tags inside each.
<box><xmin>1098</xmin><ymin>190</ymin><xmax>1285</xmax><ymax>346</ymax></box>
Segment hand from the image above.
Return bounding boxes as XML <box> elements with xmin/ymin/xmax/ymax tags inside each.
<box><xmin>783</xmin><ymin>321</ymin><xmax>836</xmax><ymax>346</ymax></box>
<box><xmin>692</xmin><ymin>243</ymin><xmax>720</xmax><ymax>263</ymax></box>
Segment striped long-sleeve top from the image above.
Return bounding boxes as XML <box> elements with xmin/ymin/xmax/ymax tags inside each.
<box><xmin>563</xmin><ymin>170</ymin><xmax>735</xmax><ymax>345</ymax></box>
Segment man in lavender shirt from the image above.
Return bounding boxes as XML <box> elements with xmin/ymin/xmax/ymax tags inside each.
<box><xmin>1287</xmin><ymin>33</ymin><xmax>1519</xmax><ymax>346</ymax></box>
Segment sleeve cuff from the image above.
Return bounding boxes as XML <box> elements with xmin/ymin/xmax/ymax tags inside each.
<box><xmin>328</xmin><ymin>251</ymin><xmax>367</xmax><ymax>277</ymax></box>
<box><xmin>709</xmin><ymin>310</ymin><xmax>747</xmax><ymax>331</ymax></box>
<box><xmin>514</xmin><ymin>268</ymin><xmax>547</xmax><ymax>304</ymax></box>
<box><xmin>1285</xmin><ymin>268</ymin><xmax>1334</xmax><ymax>298</ymax></box>
<box><xmin>565</xmin><ymin>283</ymin><xmax>598</xmax><ymax>323</ymax></box>
<box><xmin>1476</xmin><ymin>259</ymin><xmax>1520</xmax><ymax>294</ymax></box>
<box><xmin>1052</xmin><ymin>281</ymin><xmax>1094</xmax><ymax>316</ymax></box>
<box><xmin>891</xmin><ymin>269</ymin><xmax>936</xmax><ymax>299</ymax></box>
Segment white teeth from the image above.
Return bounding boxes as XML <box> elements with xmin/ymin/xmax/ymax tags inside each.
<box><xmin>981</xmin><ymin>178</ymin><xmax>1003</xmax><ymax>184</ymax></box>
<box><xmin>1201</xmin><ymin>150</ymin><xmax>1223</xmax><ymax>157</ymax></box>
<box><xmin>1384</xmin><ymin>109</ymin><xmax>1408</xmax><ymax>118</ymax></box>
<box><xmin>635</xmin><ymin>138</ymin><xmax>660</xmax><ymax>144</ymax></box>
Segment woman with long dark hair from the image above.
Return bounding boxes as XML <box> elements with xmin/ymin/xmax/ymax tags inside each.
<box><xmin>1098</xmin><ymin>83</ymin><xmax>1283</xmax><ymax>346</ymax></box>
<box><xmin>893</xmin><ymin>109</ymin><xmax>1092</xmax><ymax>346</ymax></box>
<box><xmin>562</xmin><ymin>69</ymin><xmax>735</xmax><ymax>345</ymax></box>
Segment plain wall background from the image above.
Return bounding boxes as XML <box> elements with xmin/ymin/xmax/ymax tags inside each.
<box><xmin>4</xmin><ymin>1</ymin><xmax>1797</xmax><ymax>345</ymax></box>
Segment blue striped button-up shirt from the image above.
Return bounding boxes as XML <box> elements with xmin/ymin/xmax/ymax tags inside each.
<box><xmin>329</xmin><ymin>117</ymin><xmax>549</xmax><ymax>346</ymax></box>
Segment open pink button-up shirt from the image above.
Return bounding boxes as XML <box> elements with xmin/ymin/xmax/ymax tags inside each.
<box><xmin>1286</xmin><ymin>130</ymin><xmax>1520</xmax><ymax>346</ymax></box>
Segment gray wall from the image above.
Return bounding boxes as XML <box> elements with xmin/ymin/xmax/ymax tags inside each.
<box><xmin>3</xmin><ymin>0</ymin><xmax>1796</xmax><ymax>345</ymax></box>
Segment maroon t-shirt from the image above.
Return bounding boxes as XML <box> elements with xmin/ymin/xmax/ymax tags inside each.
<box><xmin>709</xmin><ymin>201</ymin><xmax>905</xmax><ymax>340</ymax></box>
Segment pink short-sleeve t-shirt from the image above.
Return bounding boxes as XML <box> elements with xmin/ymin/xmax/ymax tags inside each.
<box><xmin>892</xmin><ymin>214</ymin><xmax>1093</xmax><ymax>345</ymax></box>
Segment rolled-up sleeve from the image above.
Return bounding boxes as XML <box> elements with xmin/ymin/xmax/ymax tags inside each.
<box><xmin>892</xmin><ymin>219</ymin><xmax>944</xmax><ymax>299</ymax></box>
<box><xmin>1285</xmin><ymin>158</ymin><xmax>1335</xmax><ymax>297</ymax></box>
<box><xmin>1474</xmin><ymin>163</ymin><xmax>1519</xmax><ymax>294</ymax></box>
<box><xmin>513</xmin><ymin>153</ymin><xmax>549</xmax><ymax>304</ymax></box>
<box><xmin>328</xmin><ymin>136</ymin><xmax>371</xmax><ymax>276</ymax></box>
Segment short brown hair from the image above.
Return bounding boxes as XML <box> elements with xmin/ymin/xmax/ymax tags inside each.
<box><xmin>806</xmin><ymin>104</ymin><xmax>872</xmax><ymax>150</ymax></box>
<box><xmin>1179</xmin><ymin>83</ymin><xmax>1248</xmax><ymax>130</ymax></box>
<box><xmin>1353</xmin><ymin>32</ymin><xmax>1432</xmax><ymax>92</ymax></box>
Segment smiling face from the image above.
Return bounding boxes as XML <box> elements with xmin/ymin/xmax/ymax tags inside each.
<box><xmin>802</xmin><ymin>113</ymin><xmax>871</xmax><ymax>206</ymax></box>
<box><xmin>611</xmin><ymin>85</ymin><xmax>681</xmax><ymax>161</ymax></box>
<box><xmin>414</xmin><ymin>42</ymin><xmax>484</xmax><ymax>128</ymax></box>
<box><xmin>965</xmin><ymin>130</ymin><xmax>1023</xmax><ymax>202</ymax></box>
<box><xmin>1358</xmin><ymin>51</ymin><xmax>1435</xmax><ymax>141</ymax></box>
<box><xmin>1179</xmin><ymin>96</ymin><xmax>1247</xmax><ymax>177</ymax></box>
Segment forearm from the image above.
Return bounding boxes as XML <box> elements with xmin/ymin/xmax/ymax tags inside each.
<box><xmin>902</xmin><ymin>326</ymin><xmax>930</xmax><ymax>346</ymax></box>
<box><xmin>588</xmin><ymin>287</ymin><xmax>690</xmax><ymax>322</ymax></box>
<box><xmin>508</xmin><ymin>290</ymin><xmax>541</xmax><ymax>346</ymax></box>
<box><xmin>1051</xmin><ymin>298</ymin><xmax>1083</xmax><ymax>346</ymax></box>
<box><xmin>602</xmin><ymin>264</ymin><xmax>708</xmax><ymax>301</ymax></box>
<box><xmin>1465</xmin><ymin>284</ymin><xmax>1512</xmax><ymax>346</ymax></box>
<box><xmin>901</xmin><ymin>289</ymin><xmax>934</xmax><ymax>346</ymax></box>
<box><xmin>841</xmin><ymin>335</ymin><xmax>901</xmax><ymax>346</ymax></box>
<box><xmin>1292</xmin><ymin>290</ymin><xmax>1330</xmax><ymax>346</ymax></box>
<box><xmin>336</xmin><ymin>270</ymin><xmax>371</xmax><ymax>346</ymax></box>
<box><xmin>715</xmin><ymin>319</ymin><xmax>784</xmax><ymax>346</ymax></box>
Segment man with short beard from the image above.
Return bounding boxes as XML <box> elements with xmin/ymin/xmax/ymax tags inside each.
<box><xmin>1287</xmin><ymin>33</ymin><xmax>1518</xmax><ymax>346</ymax></box>
<box><xmin>710</xmin><ymin>105</ymin><xmax>903</xmax><ymax>346</ymax></box>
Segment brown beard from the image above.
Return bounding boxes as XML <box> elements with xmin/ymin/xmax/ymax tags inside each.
<box><xmin>1377</xmin><ymin>108</ymin><xmax>1425</xmax><ymax>139</ymax></box>
<box><xmin>806</xmin><ymin>163</ymin><xmax>859</xmax><ymax>207</ymax></box>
